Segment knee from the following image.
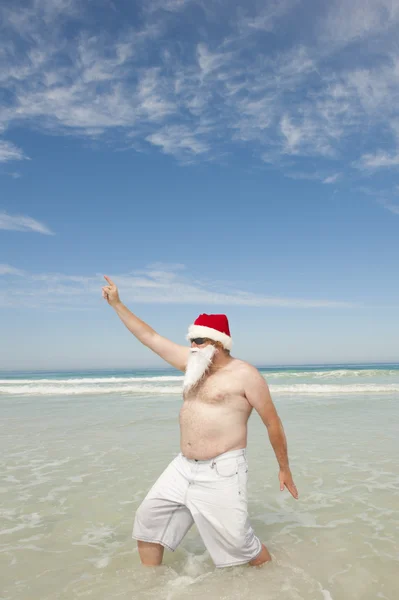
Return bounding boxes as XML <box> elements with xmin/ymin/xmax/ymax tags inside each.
<box><xmin>134</xmin><ymin>499</ymin><xmax>153</xmax><ymax>529</ymax></box>
<box><xmin>133</xmin><ymin>501</ymin><xmax>154</xmax><ymax>539</ymax></box>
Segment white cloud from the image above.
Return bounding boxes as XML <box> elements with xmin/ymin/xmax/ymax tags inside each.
<box><xmin>0</xmin><ymin>141</ymin><xmax>26</xmax><ymax>163</ymax></box>
<box><xmin>357</xmin><ymin>151</ymin><xmax>399</xmax><ymax>170</ymax></box>
<box><xmin>77</xmin><ymin>34</ymin><xmax>136</xmax><ymax>84</ymax></box>
<box><xmin>0</xmin><ymin>264</ymin><xmax>25</xmax><ymax>276</ymax></box>
<box><xmin>355</xmin><ymin>185</ymin><xmax>399</xmax><ymax>215</ymax></box>
<box><xmin>0</xmin><ymin>8</ymin><xmax>165</xmax><ymax>136</ymax></box>
<box><xmin>1</xmin><ymin>0</ymin><xmax>399</xmax><ymax>178</ymax></box>
<box><xmin>232</xmin><ymin>96</ymin><xmax>274</xmax><ymax>142</ymax></box>
<box><xmin>280</xmin><ymin>114</ymin><xmax>335</xmax><ymax>157</ymax></box>
<box><xmin>319</xmin><ymin>0</ymin><xmax>399</xmax><ymax>47</ymax></box>
<box><xmin>0</xmin><ymin>211</ymin><xmax>54</xmax><ymax>235</ymax></box>
<box><xmin>146</xmin><ymin>124</ymin><xmax>210</xmax><ymax>159</ymax></box>
<box><xmin>137</xmin><ymin>68</ymin><xmax>176</xmax><ymax>121</ymax></box>
<box><xmin>0</xmin><ymin>264</ymin><xmax>358</xmax><ymax>310</ymax></box>
<box><xmin>284</xmin><ymin>170</ymin><xmax>341</xmax><ymax>184</ymax></box>
<box><xmin>239</xmin><ymin>0</ymin><xmax>298</xmax><ymax>32</ymax></box>
<box><xmin>275</xmin><ymin>46</ymin><xmax>316</xmax><ymax>80</ymax></box>
<box><xmin>145</xmin><ymin>0</ymin><xmax>193</xmax><ymax>13</ymax></box>
<box><xmin>197</xmin><ymin>44</ymin><xmax>234</xmax><ymax>77</ymax></box>
<box><xmin>323</xmin><ymin>173</ymin><xmax>341</xmax><ymax>184</ymax></box>
<box><xmin>381</xmin><ymin>201</ymin><xmax>399</xmax><ymax>215</ymax></box>
<box><xmin>280</xmin><ymin>115</ymin><xmax>302</xmax><ymax>153</ymax></box>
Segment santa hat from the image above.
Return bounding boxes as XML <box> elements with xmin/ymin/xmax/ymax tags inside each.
<box><xmin>187</xmin><ymin>314</ymin><xmax>232</xmax><ymax>350</ymax></box>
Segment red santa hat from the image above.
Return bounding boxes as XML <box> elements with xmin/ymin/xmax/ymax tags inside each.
<box><xmin>187</xmin><ymin>314</ymin><xmax>232</xmax><ymax>350</ymax></box>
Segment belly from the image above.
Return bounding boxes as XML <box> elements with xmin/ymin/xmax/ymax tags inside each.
<box><xmin>179</xmin><ymin>401</ymin><xmax>248</xmax><ymax>460</ymax></box>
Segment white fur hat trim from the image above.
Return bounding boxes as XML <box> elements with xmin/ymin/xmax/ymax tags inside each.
<box><xmin>186</xmin><ymin>325</ymin><xmax>232</xmax><ymax>350</ymax></box>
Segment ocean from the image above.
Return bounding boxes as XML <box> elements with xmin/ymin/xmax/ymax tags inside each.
<box><xmin>1</xmin><ymin>364</ymin><xmax>398</xmax><ymax>600</ymax></box>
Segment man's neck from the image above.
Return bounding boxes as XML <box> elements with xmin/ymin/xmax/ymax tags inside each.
<box><xmin>209</xmin><ymin>352</ymin><xmax>232</xmax><ymax>372</ymax></box>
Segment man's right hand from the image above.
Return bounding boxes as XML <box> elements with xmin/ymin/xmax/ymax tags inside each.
<box><xmin>102</xmin><ymin>275</ymin><xmax>121</xmax><ymax>307</ymax></box>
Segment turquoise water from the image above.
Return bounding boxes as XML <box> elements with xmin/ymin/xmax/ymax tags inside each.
<box><xmin>1</xmin><ymin>364</ymin><xmax>398</xmax><ymax>599</ymax></box>
<box><xmin>1</xmin><ymin>363</ymin><xmax>399</xmax><ymax>396</ymax></box>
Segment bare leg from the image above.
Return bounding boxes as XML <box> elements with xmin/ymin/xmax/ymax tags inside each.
<box><xmin>249</xmin><ymin>543</ymin><xmax>272</xmax><ymax>567</ymax></box>
<box><xmin>137</xmin><ymin>541</ymin><xmax>164</xmax><ymax>566</ymax></box>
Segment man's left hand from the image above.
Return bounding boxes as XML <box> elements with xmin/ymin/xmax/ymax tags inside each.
<box><xmin>279</xmin><ymin>468</ymin><xmax>299</xmax><ymax>499</ymax></box>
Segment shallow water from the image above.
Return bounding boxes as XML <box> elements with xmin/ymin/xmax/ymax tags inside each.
<box><xmin>1</xmin><ymin>371</ymin><xmax>398</xmax><ymax>599</ymax></box>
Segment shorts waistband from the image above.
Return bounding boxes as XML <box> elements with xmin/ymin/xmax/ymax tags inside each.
<box><xmin>181</xmin><ymin>447</ymin><xmax>247</xmax><ymax>463</ymax></box>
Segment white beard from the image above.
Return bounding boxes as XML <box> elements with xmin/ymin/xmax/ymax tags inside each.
<box><xmin>183</xmin><ymin>345</ymin><xmax>217</xmax><ymax>393</ymax></box>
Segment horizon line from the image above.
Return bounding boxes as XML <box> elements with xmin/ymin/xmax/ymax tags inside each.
<box><xmin>1</xmin><ymin>361</ymin><xmax>398</xmax><ymax>374</ymax></box>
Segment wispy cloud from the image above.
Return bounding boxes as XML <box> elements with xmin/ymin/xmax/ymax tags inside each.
<box><xmin>0</xmin><ymin>264</ymin><xmax>357</xmax><ymax>310</ymax></box>
<box><xmin>280</xmin><ymin>115</ymin><xmax>334</xmax><ymax>158</ymax></box>
<box><xmin>145</xmin><ymin>0</ymin><xmax>193</xmax><ymax>14</ymax></box>
<box><xmin>146</xmin><ymin>124</ymin><xmax>210</xmax><ymax>160</ymax></box>
<box><xmin>357</xmin><ymin>151</ymin><xmax>399</xmax><ymax>170</ymax></box>
<box><xmin>284</xmin><ymin>171</ymin><xmax>342</xmax><ymax>184</ymax></box>
<box><xmin>197</xmin><ymin>43</ymin><xmax>234</xmax><ymax>78</ymax></box>
<box><xmin>355</xmin><ymin>185</ymin><xmax>399</xmax><ymax>216</ymax></box>
<box><xmin>1</xmin><ymin>0</ymin><xmax>399</xmax><ymax>181</ymax></box>
<box><xmin>323</xmin><ymin>173</ymin><xmax>341</xmax><ymax>184</ymax></box>
<box><xmin>382</xmin><ymin>201</ymin><xmax>399</xmax><ymax>215</ymax></box>
<box><xmin>0</xmin><ymin>141</ymin><xmax>27</xmax><ymax>163</ymax></box>
<box><xmin>0</xmin><ymin>264</ymin><xmax>25</xmax><ymax>276</ymax></box>
<box><xmin>319</xmin><ymin>0</ymin><xmax>399</xmax><ymax>47</ymax></box>
<box><xmin>0</xmin><ymin>211</ymin><xmax>54</xmax><ymax>235</ymax></box>
<box><xmin>238</xmin><ymin>0</ymin><xmax>299</xmax><ymax>32</ymax></box>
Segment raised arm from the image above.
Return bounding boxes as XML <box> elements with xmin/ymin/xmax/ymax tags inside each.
<box><xmin>102</xmin><ymin>275</ymin><xmax>189</xmax><ymax>372</ymax></box>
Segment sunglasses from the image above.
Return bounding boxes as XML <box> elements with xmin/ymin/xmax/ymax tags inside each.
<box><xmin>190</xmin><ymin>338</ymin><xmax>208</xmax><ymax>345</ymax></box>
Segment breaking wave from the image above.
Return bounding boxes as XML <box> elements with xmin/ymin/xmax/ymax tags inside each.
<box><xmin>1</xmin><ymin>370</ymin><xmax>399</xmax><ymax>397</ymax></box>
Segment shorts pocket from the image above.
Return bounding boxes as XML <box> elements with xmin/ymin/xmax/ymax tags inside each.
<box><xmin>214</xmin><ymin>457</ymin><xmax>238</xmax><ymax>478</ymax></box>
<box><xmin>237</xmin><ymin>462</ymin><xmax>248</xmax><ymax>499</ymax></box>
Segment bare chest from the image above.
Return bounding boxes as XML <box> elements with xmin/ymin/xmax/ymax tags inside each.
<box><xmin>183</xmin><ymin>372</ymin><xmax>247</xmax><ymax>408</ymax></box>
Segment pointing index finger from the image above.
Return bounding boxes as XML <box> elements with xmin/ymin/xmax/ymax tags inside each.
<box><xmin>104</xmin><ymin>275</ymin><xmax>115</xmax><ymax>286</ymax></box>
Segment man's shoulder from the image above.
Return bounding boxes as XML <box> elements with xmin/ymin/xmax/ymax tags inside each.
<box><xmin>231</xmin><ymin>358</ymin><xmax>262</xmax><ymax>379</ymax></box>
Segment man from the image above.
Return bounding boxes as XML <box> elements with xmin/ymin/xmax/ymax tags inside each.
<box><xmin>102</xmin><ymin>275</ymin><xmax>298</xmax><ymax>569</ymax></box>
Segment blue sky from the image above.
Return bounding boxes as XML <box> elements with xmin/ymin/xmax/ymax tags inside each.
<box><xmin>1</xmin><ymin>0</ymin><xmax>399</xmax><ymax>370</ymax></box>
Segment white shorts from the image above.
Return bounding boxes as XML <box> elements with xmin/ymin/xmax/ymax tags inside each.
<box><xmin>132</xmin><ymin>448</ymin><xmax>262</xmax><ymax>568</ymax></box>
